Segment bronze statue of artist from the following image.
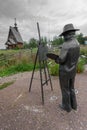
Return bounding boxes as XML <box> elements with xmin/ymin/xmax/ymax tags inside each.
<box><xmin>47</xmin><ymin>24</ymin><xmax>80</xmax><ymax>112</ymax></box>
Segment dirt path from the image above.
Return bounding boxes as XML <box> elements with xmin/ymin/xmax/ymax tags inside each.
<box><xmin>0</xmin><ymin>71</ymin><xmax>87</xmax><ymax>130</ymax></box>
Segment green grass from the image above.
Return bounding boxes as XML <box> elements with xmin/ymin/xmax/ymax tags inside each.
<box><xmin>0</xmin><ymin>62</ymin><xmax>39</xmax><ymax>77</ymax></box>
<box><xmin>0</xmin><ymin>47</ymin><xmax>86</xmax><ymax>77</ymax></box>
<box><xmin>0</xmin><ymin>49</ymin><xmax>20</xmax><ymax>54</ymax></box>
<box><xmin>0</xmin><ymin>81</ymin><xmax>15</xmax><ymax>90</ymax></box>
<box><xmin>0</xmin><ymin>48</ymin><xmax>38</xmax><ymax>77</ymax></box>
<box><xmin>0</xmin><ymin>48</ymin><xmax>37</xmax><ymax>55</ymax></box>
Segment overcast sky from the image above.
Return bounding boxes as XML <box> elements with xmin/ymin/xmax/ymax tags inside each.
<box><xmin>0</xmin><ymin>0</ymin><xmax>87</xmax><ymax>49</ymax></box>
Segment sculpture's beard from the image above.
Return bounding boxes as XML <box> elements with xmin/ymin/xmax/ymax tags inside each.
<box><xmin>64</xmin><ymin>31</ymin><xmax>75</xmax><ymax>41</ymax></box>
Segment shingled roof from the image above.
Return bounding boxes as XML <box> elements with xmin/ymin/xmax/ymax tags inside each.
<box><xmin>5</xmin><ymin>26</ymin><xmax>23</xmax><ymax>45</ymax></box>
<box><xmin>5</xmin><ymin>19</ymin><xmax>24</xmax><ymax>48</ymax></box>
<box><xmin>10</xmin><ymin>26</ymin><xmax>23</xmax><ymax>43</ymax></box>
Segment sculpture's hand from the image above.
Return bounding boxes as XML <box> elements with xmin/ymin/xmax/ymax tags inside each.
<box><xmin>55</xmin><ymin>56</ymin><xmax>59</xmax><ymax>64</ymax></box>
<box><xmin>46</xmin><ymin>53</ymin><xmax>58</xmax><ymax>60</ymax></box>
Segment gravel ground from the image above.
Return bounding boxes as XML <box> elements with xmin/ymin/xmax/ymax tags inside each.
<box><xmin>0</xmin><ymin>70</ymin><xmax>87</xmax><ymax>130</ymax></box>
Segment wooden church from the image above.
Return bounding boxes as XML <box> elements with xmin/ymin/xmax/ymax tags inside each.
<box><xmin>5</xmin><ymin>19</ymin><xmax>24</xmax><ymax>49</ymax></box>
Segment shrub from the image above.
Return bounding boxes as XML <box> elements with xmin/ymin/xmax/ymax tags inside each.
<box><xmin>80</xmin><ymin>48</ymin><xmax>87</xmax><ymax>56</ymax></box>
<box><xmin>80</xmin><ymin>47</ymin><xmax>87</xmax><ymax>64</ymax></box>
<box><xmin>77</xmin><ymin>58</ymin><xmax>85</xmax><ymax>73</ymax></box>
<box><xmin>48</xmin><ymin>61</ymin><xmax>59</xmax><ymax>76</ymax></box>
<box><xmin>48</xmin><ymin>58</ymin><xmax>86</xmax><ymax>76</ymax></box>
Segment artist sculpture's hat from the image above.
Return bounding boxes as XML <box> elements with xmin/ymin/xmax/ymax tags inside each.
<box><xmin>59</xmin><ymin>23</ymin><xmax>79</xmax><ymax>36</ymax></box>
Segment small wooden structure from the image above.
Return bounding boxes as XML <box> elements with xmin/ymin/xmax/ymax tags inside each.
<box><xmin>5</xmin><ymin>19</ymin><xmax>24</xmax><ymax>49</ymax></box>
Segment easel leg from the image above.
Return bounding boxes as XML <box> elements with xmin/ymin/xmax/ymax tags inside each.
<box><xmin>39</xmin><ymin>60</ymin><xmax>44</xmax><ymax>105</ymax></box>
<box><xmin>29</xmin><ymin>52</ymin><xmax>38</xmax><ymax>92</ymax></box>
<box><xmin>43</xmin><ymin>60</ymin><xmax>48</xmax><ymax>85</ymax></box>
<box><xmin>46</xmin><ymin>60</ymin><xmax>53</xmax><ymax>91</ymax></box>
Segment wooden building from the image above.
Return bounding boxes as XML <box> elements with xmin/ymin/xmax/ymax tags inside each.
<box><xmin>5</xmin><ymin>19</ymin><xmax>24</xmax><ymax>49</ymax></box>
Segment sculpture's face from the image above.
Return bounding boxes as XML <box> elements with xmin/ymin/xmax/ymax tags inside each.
<box><xmin>63</xmin><ymin>31</ymin><xmax>75</xmax><ymax>41</ymax></box>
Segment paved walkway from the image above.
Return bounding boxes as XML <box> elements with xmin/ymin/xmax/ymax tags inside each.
<box><xmin>0</xmin><ymin>71</ymin><xmax>87</xmax><ymax>130</ymax></box>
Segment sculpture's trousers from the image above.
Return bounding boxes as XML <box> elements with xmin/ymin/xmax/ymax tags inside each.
<box><xmin>59</xmin><ymin>71</ymin><xmax>77</xmax><ymax>111</ymax></box>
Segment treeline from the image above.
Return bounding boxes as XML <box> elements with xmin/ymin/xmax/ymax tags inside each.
<box><xmin>23</xmin><ymin>33</ymin><xmax>86</xmax><ymax>49</ymax></box>
<box><xmin>23</xmin><ymin>37</ymin><xmax>48</xmax><ymax>49</ymax></box>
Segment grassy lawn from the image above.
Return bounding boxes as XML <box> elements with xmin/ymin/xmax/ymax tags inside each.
<box><xmin>0</xmin><ymin>48</ymin><xmax>37</xmax><ymax>55</ymax></box>
<box><xmin>0</xmin><ymin>62</ymin><xmax>39</xmax><ymax>77</ymax></box>
<box><xmin>80</xmin><ymin>45</ymin><xmax>87</xmax><ymax>49</ymax></box>
<box><xmin>0</xmin><ymin>81</ymin><xmax>15</xmax><ymax>90</ymax></box>
<box><xmin>0</xmin><ymin>49</ymin><xmax>20</xmax><ymax>54</ymax></box>
<box><xmin>0</xmin><ymin>46</ymin><xmax>86</xmax><ymax>77</ymax></box>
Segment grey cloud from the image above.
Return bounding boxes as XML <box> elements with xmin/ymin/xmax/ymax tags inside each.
<box><xmin>0</xmin><ymin>0</ymin><xmax>87</xmax><ymax>49</ymax></box>
<box><xmin>79</xmin><ymin>23</ymin><xmax>87</xmax><ymax>36</ymax></box>
<box><xmin>0</xmin><ymin>0</ymin><xmax>25</xmax><ymax>18</ymax></box>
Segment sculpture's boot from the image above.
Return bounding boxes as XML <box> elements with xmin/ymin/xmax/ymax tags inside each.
<box><xmin>59</xmin><ymin>104</ymin><xmax>72</xmax><ymax>112</ymax></box>
<box><xmin>60</xmin><ymin>91</ymin><xmax>72</xmax><ymax>112</ymax></box>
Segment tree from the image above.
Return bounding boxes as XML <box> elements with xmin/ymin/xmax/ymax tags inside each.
<box><xmin>29</xmin><ymin>38</ymin><xmax>37</xmax><ymax>48</ymax></box>
<box><xmin>23</xmin><ymin>41</ymin><xmax>29</xmax><ymax>49</ymax></box>
<box><xmin>52</xmin><ymin>36</ymin><xmax>64</xmax><ymax>46</ymax></box>
<box><xmin>38</xmin><ymin>36</ymin><xmax>47</xmax><ymax>45</ymax></box>
<box><xmin>76</xmin><ymin>33</ymin><xmax>85</xmax><ymax>45</ymax></box>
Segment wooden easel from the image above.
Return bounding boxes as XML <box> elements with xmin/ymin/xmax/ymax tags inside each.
<box><xmin>29</xmin><ymin>22</ymin><xmax>53</xmax><ymax>105</ymax></box>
